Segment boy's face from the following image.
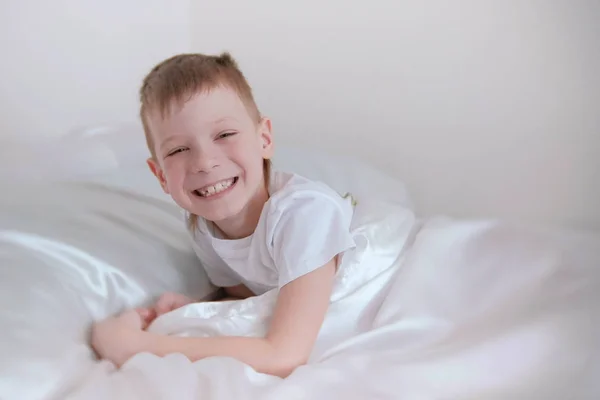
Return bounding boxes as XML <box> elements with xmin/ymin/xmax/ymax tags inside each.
<box><xmin>146</xmin><ymin>86</ymin><xmax>273</xmax><ymax>223</ymax></box>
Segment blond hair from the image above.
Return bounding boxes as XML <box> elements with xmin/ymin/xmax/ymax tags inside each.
<box><xmin>139</xmin><ymin>52</ymin><xmax>271</xmax><ymax>232</ymax></box>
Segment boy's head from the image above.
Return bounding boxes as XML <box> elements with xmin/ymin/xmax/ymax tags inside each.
<box><xmin>140</xmin><ymin>52</ymin><xmax>274</xmax><ymax>227</ymax></box>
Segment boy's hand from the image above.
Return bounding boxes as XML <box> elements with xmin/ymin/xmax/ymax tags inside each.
<box><xmin>91</xmin><ymin>310</ymin><xmax>149</xmax><ymax>367</ymax></box>
<box><xmin>153</xmin><ymin>292</ymin><xmax>195</xmax><ymax>317</ymax></box>
<box><xmin>134</xmin><ymin>307</ymin><xmax>157</xmax><ymax>329</ymax></box>
<box><xmin>133</xmin><ymin>292</ymin><xmax>196</xmax><ymax>331</ymax></box>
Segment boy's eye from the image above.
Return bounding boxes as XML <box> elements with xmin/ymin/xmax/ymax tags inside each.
<box><xmin>216</xmin><ymin>131</ymin><xmax>237</xmax><ymax>140</ymax></box>
<box><xmin>166</xmin><ymin>147</ymin><xmax>187</xmax><ymax>157</ymax></box>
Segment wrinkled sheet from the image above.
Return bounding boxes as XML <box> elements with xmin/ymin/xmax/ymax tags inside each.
<box><xmin>0</xmin><ymin>182</ymin><xmax>219</xmax><ymax>400</ymax></box>
<box><xmin>66</xmin><ymin>214</ymin><xmax>600</xmax><ymax>399</ymax></box>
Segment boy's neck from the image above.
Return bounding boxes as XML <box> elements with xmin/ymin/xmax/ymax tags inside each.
<box><xmin>213</xmin><ymin>183</ymin><xmax>269</xmax><ymax>240</ymax></box>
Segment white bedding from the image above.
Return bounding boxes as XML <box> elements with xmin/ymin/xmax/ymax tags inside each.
<box><xmin>1</xmin><ymin>130</ymin><xmax>599</xmax><ymax>399</ymax></box>
<box><xmin>0</xmin><ymin>181</ymin><xmax>217</xmax><ymax>400</ymax></box>
<box><xmin>65</xmin><ymin>205</ymin><xmax>600</xmax><ymax>399</ymax></box>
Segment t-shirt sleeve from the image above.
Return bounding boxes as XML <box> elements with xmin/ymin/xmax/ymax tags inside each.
<box><xmin>268</xmin><ymin>192</ymin><xmax>356</xmax><ymax>288</ymax></box>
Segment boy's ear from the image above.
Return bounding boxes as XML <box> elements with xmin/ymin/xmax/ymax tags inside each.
<box><xmin>259</xmin><ymin>117</ymin><xmax>274</xmax><ymax>159</ymax></box>
<box><xmin>147</xmin><ymin>157</ymin><xmax>170</xmax><ymax>194</ymax></box>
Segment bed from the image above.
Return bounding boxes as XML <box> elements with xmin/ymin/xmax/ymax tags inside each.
<box><xmin>1</xmin><ymin>125</ymin><xmax>598</xmax><ymax>400</ymax></box>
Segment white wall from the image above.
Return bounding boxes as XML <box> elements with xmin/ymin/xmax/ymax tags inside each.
<box><xmin>192</xmin><ymin>0</ymin><xmax>600</xmax><ymax>231</ymax></box>
<box><xmin>0</xmin><ymin>1</ymin><xmax>597</xmax><ymax>231</ymax></box>
<box><xmin>0</xmin><ymin>0</ymin><xmax>190</xmax><ymax>141</ymax></box>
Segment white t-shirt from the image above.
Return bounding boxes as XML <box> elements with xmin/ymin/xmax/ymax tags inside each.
<box><xmin>188</xmin><ymin>171</ymin><xmax>356</xmax><ymax>295</ymax></box>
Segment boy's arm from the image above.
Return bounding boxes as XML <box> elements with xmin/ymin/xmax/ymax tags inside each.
<box><xmin>144</xmin><ymin>258</ymin><xmax>337</xmax><ymax>377</ymax></box>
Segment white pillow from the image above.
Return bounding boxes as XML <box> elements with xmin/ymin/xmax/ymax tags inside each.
<box><xmin>16</xmin><ymin>123</ymin><xmax>412</xmax><ymax>206</ymax></box>
<box><xmin>272</xmin><ymin>145</ymin><xmax>412</xmax><ymax>209</ymax></box>
<box><xmin>0</xmin><ymin>180</ymin><xmax>216</xmax><ymax>400</ymax></box>
<box><xmin>0</xmin><ymin>123</ymin><xmax>412</xmax><ymax>208</ymax></box>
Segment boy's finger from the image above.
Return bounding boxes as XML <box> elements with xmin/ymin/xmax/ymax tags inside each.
<box><xmin>155</xmin><ymin>293</ymin><xmax>192</xmax><ymax>316</ymax></box>
<box><xmin>119</xmin><ymin>309</ymin><xmax>144</xmax><ymax>329</ymax></box>
<box><xmin>155</xmin><ymin>301</ymin><xmax>172</xmax><ymax>315</ymax></box>
<box><xmin>136</xmin><ymin>308</ymin><xmax>156</xmax><ymax>329</ymax></box>
<box><xmin>135</xmin><ymin>307</ymin><xmax>150</xmax><ymax>318</ymax></box>
<box><xmin>156</xmin><ymin>305</ymin><xmax>177</xmax><ymax>317</ymax></box>
<box><xmin>135</xmin><ymin>307</ymin><xmax>156</xmax><ymax>323</ymax></box>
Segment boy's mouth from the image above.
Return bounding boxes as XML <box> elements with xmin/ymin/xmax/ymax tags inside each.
<box><xmin>193</xmin><ymin>177</ymin><xmax>238</xmax><ymax>198</ymax></box>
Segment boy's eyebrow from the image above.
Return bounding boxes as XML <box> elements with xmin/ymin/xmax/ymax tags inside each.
<box><xmin>159</xmin><ymin>136</ymin><xmax>179</xmax><ymax>151</ymax></box>
<box><xmin>213</xmin><ymin>116</ymin><xmax>238</xmax><ymax>125</ymax></box>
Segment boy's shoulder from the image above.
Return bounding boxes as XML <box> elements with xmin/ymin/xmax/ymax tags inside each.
<box><xmin>267</xmin><ymin>170</ymin><xmax>354</xmax><ymax>215</ymax></box>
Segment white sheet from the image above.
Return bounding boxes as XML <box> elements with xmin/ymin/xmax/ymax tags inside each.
<box><xmin>64</xmin><ymin>203</ymin><xmax>600</xmax><ymax>399</ymax></box>
<box><xmin>0</xmin><ymin>181</ymin><xmax>217</xmax><ymax>400</ymax></box>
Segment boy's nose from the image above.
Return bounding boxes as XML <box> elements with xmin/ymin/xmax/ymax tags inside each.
<box><xmin>189</xmin><ymin>148</ymin><xmax>219</xmax><ymax>173</ymax></box>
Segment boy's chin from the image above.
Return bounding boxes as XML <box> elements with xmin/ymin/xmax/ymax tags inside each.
<box><xmin>192</xmin><ymin>205</ymin><xmax>242</xmax><ymax>224</ymax></box>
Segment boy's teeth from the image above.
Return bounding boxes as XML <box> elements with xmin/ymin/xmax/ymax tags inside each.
<box><xmin>198</xmin><ymin>178</ymin><xmax>234</xmax><ymax>197</ymax></box>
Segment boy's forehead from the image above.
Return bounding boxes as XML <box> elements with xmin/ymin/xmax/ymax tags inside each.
<box><xmin>149</xmin><ymin>87</ymin><xmax>249</xmax><ymax>137</ymax></box>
